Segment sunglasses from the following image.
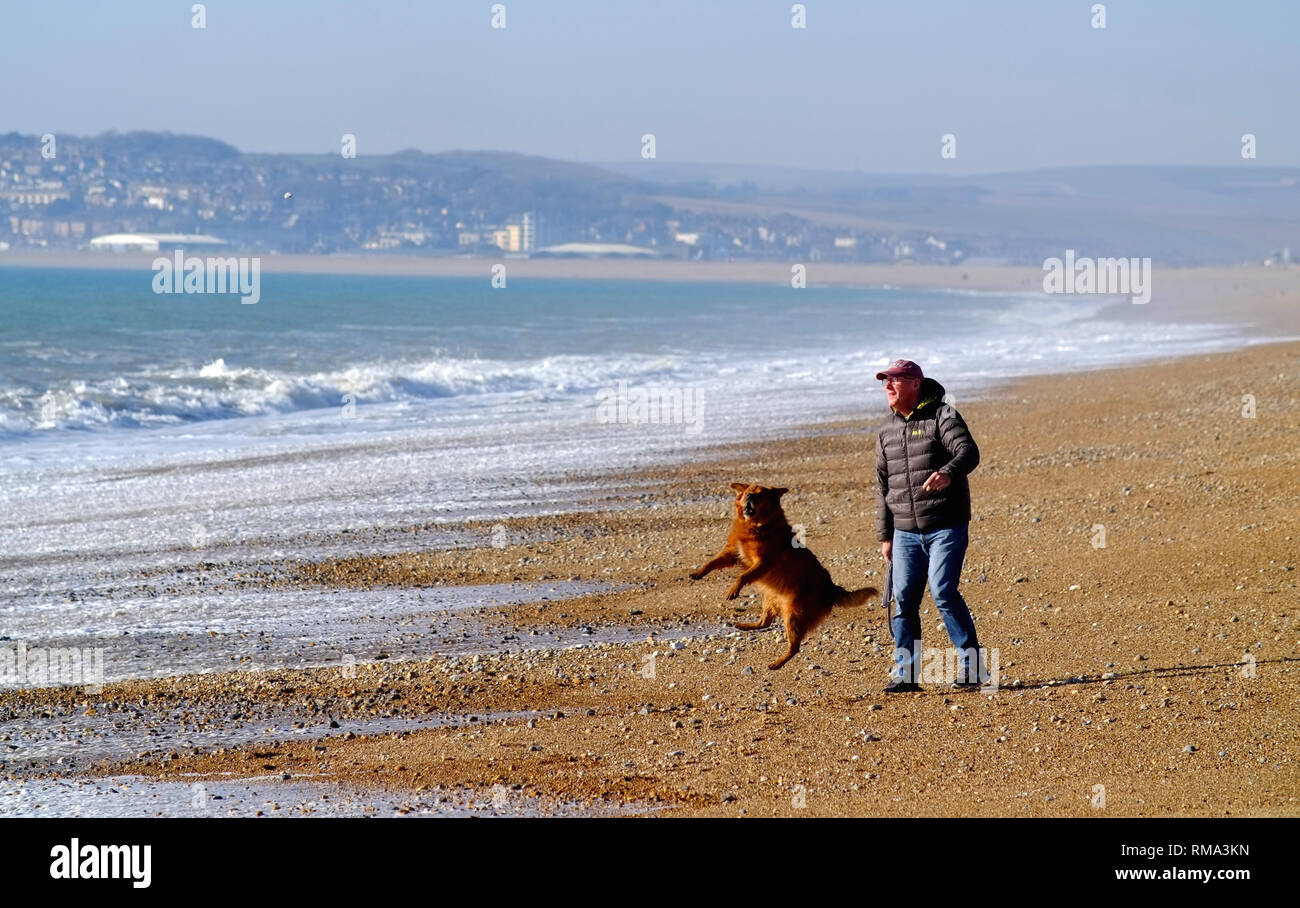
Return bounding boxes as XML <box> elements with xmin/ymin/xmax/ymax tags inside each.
<box><xmin>881</xmin><ymin>376</ymin><xmax>918</xmax><ymax>386</ymax></box>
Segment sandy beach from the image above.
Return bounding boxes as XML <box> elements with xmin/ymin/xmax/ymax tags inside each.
<box><xmin>3</xmin><ymin>323</ymin><xmax>1297</xmax><ymax>816</ymax></box>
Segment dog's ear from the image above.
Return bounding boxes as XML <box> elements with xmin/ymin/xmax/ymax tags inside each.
<box><xmin>772</xmin><ymin>487</ymin><xmax>789</xmax><ymax>498</ymax></box>
<box><xmin>730</xmin><ymin>482</ymin><xmax>749</xmax><ymax>494</ymax></box>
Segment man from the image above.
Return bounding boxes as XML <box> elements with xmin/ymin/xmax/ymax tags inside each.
<box><xmin>874</xmin><ymin>359</ymin><xmax>985</xmax><ymax>692</ymax></box>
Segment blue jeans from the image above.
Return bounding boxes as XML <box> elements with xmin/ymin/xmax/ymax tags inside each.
<box><xmin>889</xmin><ymin>522</ymin><xmax>982</xmax><ymax>683</ymax></box>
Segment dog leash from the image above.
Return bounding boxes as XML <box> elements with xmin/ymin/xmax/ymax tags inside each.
<box><xmin>882</xmin><ymin>559</ymin><xmax>894</xmax><ymax>644</ymax></box>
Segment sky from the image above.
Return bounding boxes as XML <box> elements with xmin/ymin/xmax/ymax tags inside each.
<box><xmin>3</xmin><ymin>0</ymin><xmax>1297</xmax><ymax>174</ymax></box>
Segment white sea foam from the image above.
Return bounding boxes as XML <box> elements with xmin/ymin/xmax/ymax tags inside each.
<box><xmin>0</xmin><ymin>351</ymin><xmax>699</xmax><ymax>435</ymax></box>
<box><xmin>0</xmin><ymin>315</ymin><xmax>1246</xmax><ymax>438</ymax></box>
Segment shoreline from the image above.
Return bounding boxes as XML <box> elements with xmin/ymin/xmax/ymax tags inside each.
<box><xmin>0</xmin><ymin>249</ymin><xmax>1051</xmax><ymax>289</ymax></box>
<box><xmin>3</xmin><ymin>339</ymin><xmax>1298</xmax><ymax>816</ymax></box>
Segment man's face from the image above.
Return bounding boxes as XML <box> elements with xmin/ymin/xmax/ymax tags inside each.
<box><xmin>884</xmin><ymin>375</ymin><xmax>921</xmax><ymax>412</ymax></box>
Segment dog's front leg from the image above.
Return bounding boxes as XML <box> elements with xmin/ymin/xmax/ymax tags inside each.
<box><xmin>726</xmin><ymin>561</ymin><xmax>771</xmax><ymax>600</ymax></box>
<box><xmin>690</xmin><ymin>549</ymin><xmax>738</xmax><ymax>581</ymax></box>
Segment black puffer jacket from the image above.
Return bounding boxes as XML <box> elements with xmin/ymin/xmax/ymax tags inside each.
<box><xmin>875</xmin><ymin>377</ymin><xmax>980</xmax><ymax>540</ymax></box>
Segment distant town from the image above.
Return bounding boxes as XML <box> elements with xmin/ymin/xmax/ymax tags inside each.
<box><xmin>0</xmin><ymin>131</ymin><xmax>976</xmax><ymax>264</ymax></box>
<box><xmin>2</xmin><ymin>131</ymin><xmax>1297</xmax><ymax>266</ymax></box>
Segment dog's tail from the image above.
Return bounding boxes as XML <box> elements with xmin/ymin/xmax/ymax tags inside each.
<box><xmin>835</xmin><ymin>585</ymin><xmax>880</xmax><ymax>608</ymax></box>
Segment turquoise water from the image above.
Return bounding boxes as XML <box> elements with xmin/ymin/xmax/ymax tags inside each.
<box><xmin>0</xmin><ymin>267</ymin><xmax>1237</xmax><ymax>438</ymax></box>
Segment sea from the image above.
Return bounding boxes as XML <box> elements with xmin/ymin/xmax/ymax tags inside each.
<box><xmin>1</xmin><ymin>266</ymin><xmax>1258</xmax><ymax>566</ymax></box>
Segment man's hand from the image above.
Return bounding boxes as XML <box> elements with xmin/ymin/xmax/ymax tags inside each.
<box><xmin>922</xmin><ymin>471</ymin><xmax>951</xmax><ymax>493</ymax></box>
<box><xmin>880</xmin><ymin>540</ymin><xmax>892</xmax><ymax>562</ymax></box>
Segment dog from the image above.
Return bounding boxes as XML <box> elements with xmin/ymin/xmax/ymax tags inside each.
<box><xmin>689</xmin><ymin>482</ymin><xmax>879</xmax><ymax>669</ymax></box>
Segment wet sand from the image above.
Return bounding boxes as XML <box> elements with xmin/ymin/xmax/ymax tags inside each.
<box><xmin>3</xmin><ymin>338</ymin><xmax>1298</xmax><ymax>817</ymax></box>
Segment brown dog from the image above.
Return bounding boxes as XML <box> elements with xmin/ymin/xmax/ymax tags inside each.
<box><xmin>689</xmin><ymin>483</ymin><xmax>879</xmax><ymax>670</ymax></box>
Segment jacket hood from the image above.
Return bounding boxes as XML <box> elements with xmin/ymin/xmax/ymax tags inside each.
<box><xmin>891</xmin><ymin>376</ymin><xmax>946</xmax><ymax>417</ymax></box>
<box><xmin>917</xmin><ymin>376</ymin><xmax>946</xmax><ymax>404</ymax></box>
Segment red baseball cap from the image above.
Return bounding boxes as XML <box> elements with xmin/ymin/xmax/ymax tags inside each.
<box><xmin>875</xmin><ymin>359</ymin><xmax>924</xmax><ymax>381</ymax></box>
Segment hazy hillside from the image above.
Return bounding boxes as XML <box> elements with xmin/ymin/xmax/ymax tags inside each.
<box><xmin>599</xmin><ymin>160</ymin><xmax>1300</xmax><ymax>265</ymax></box>
<box><xmin>3</xmin><ymin>130</ymin><xmax>1297</xmax><ymax>264</ymax></box>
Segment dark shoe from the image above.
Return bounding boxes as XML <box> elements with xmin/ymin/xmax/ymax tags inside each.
<box><xmin>884</xmin><ymin>679</ymin><xmax>921</xmax><ymax>693</ymax></box>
